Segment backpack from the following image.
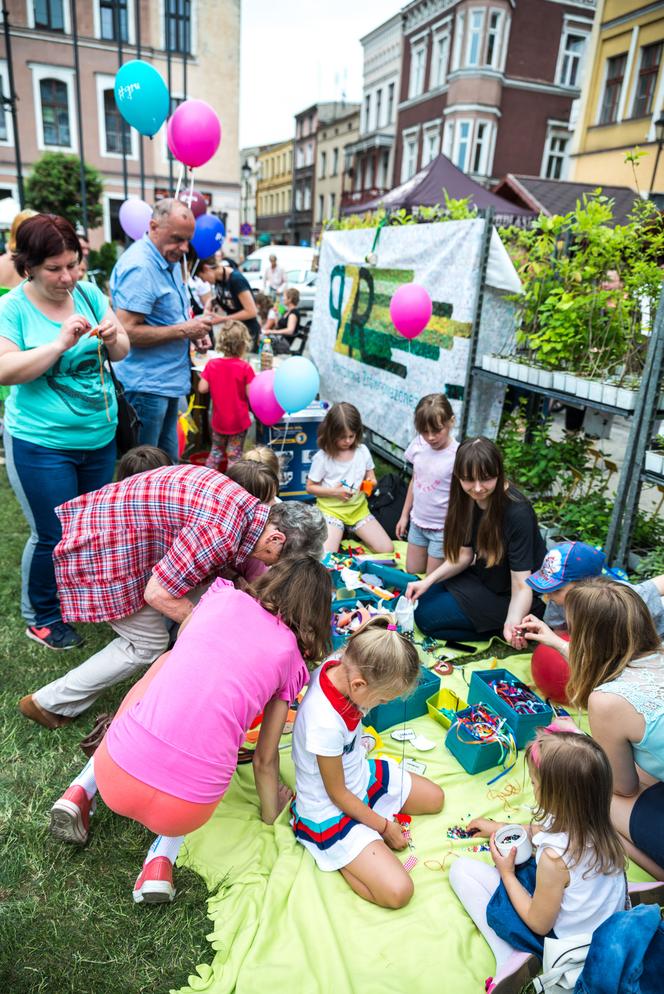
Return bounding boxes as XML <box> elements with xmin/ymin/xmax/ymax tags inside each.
<box><xmin>368</xmin><ymin>471</ymin><xmax>409</xmax><ymax>540</ymax></box>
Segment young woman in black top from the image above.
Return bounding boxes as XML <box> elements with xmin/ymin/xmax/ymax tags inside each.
<box><xmin>406</xmin><ymin>437</ymin><xmax>546</xmax><ymax>648</ymax></box>
<box><xmin>270</xmin><ymin>287</ymin><xmax>301</xmax><ymax>355</ymax></box>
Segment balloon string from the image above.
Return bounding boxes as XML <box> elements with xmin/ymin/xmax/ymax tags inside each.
<box><xmin>174</xmin><ymin>162</ymin><xmax>184</xmax><ymax>200</ymax></box>
<box><xmin>279</xmin><ymin>413</ymin><xmax>290</xmax><ymax>456</ymax></box>
<box><xmin>187</xmin><ymin>169</ymin><xmax>195</xmax><ymax>207</ymax></box>
<box><xmin>190</xmin><ymin>259</ymin><xmax>200</xmax><ymax>278</ymax></box>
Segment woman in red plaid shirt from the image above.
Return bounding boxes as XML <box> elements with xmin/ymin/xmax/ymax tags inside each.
<box><xmin>19</xmin><ymin>464</ymin><xmax>326</xmax><ymax>730</ymax></box>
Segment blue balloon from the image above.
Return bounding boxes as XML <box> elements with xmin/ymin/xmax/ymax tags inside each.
<box><xmin>274</xmin><ymin>357</ymin><xmax>320</xmax><ymax>414</ymax></box>
<box><xmin>190</xmin><ymin>214</ymin><xmax>225</xmax><ymax>258</ymax></box>
<box><xmin>114</xmin><ymin>60</ymin><xmax>169</xmax><ymax>137</ymax></box>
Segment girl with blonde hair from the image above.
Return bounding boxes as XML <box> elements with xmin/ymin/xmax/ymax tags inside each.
<box><xmin>521</xmin><ymin>577</ymin><xmax>664</xmax><ymax>880</ymax></box>
<box><xmin>291</xmin><ymin>615</ymin><xmax>444</xmax><ymax>908</ymax></box>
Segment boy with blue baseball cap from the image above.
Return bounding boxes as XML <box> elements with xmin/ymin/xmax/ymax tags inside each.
<box><xmin>525</xmin><ymin>541</ymin><xmax>664</xmax><ymax>635</ymax></box>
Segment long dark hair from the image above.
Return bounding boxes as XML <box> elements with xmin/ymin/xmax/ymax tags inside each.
<box><xmin>444</xmin><ymin>437</ymin><xmax>513</xmax><ymax>567</ymax></box>
<box><xmin>317</xmin><ymin>402</ymin><xmax>363</xmax><ymax>456</ymax></box>
<box><xmin>251</xmin><ymin>555</ymin><xmax>332</xmax><ymax>665</ymax></box>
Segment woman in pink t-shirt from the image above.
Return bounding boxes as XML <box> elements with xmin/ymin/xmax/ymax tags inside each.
<box><xmin>396</xmin><ymin>394</ymin><xmax>459</xmax><ymax>574</ymax></box>
<box><xmin>48</xmin><ymin>556</ymin><xmax>332</xmax><ymax>905</ymax></box>
<box><xmin>198</xmin><ymin>320</ymin><xmax>256</xmax><ymax>471</ymax></box>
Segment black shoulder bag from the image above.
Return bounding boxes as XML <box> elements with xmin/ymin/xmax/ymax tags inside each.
<box><xmin>75</xmin><ymin>283</ymin><xmax>141</xmax><ymax>455</ymax></box>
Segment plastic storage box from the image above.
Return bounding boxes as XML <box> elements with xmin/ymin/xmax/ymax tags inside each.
<box><xmin>358</xmin><ymin>561</ymin><xmax>419</xmax><ymax>592</ymax></box>
<box><xmin>426</xmin><ymin>688</ymin><xmax>469</xmax><ymax>729</ymax></box>
<box><xmin>255</xmin><ymin>403</ymin><xmax>328</xmax><ymax>500</ymax></box>
<box><xmin>468</xmin><ymin>668</ymin><xmax>553</xmax><ymax>748</ymax></box>
<box><xmin>363</xmin><ymin>666</ymin><xmax>440</xmax><ymax>732</ymax></box>
<box><xmin>445</xmin><ymin>705</ymin><xmax>506</xmax><ymax>774</ymax></box>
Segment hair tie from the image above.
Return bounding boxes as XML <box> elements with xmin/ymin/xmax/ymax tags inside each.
<box><xmin>387</xmin><ymin>623</ymin><xmax>398</xmax><ymax>631</ymax></box>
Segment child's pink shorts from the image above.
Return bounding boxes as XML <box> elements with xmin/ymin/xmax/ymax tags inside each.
<box><xmin>95</xmin><ymin>653</ymin><xmax>219</xmax><ymax>836</ymax></box>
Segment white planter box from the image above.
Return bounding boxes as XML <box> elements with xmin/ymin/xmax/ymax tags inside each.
<box><xmin>552</xmin><ymin>372</ymin><xmax>567</xmax><ymax>392</ymax></box>
<box><xmin>508</xmin><ymin>361</ymin><xmax>523</xmax><ymax>380</ymax></box>
<box><xmin>575</xmin><ymin>377</ymin><xmax>591</xmax><ymax>400</ymax></box>
<box><xmin>602</xmin><ymin>383</ymin><xmax>618</xmax><ymax>406</ymax></box>
<box><xmin>497</xmin><ymin>358</ymin><xmax>509</xmax><ymax>377</ymax></box>
<box><xmin>615</xmin><ymin>387</ymin><xmax>637</xmax><ymax>411</ymax></box>
<box><xmin>481</xmin><ymin>354</ymin><xmax>492</xmax><ymax>372</ymax></box>
<box><xmin>588</xmin><ymin>380</ymin><xmax>603</xmax><ymax>403</ymax></box>
<box><xmin>526</xmin><ymin>364</ymin><xmax>540</xmax><ymax>385</ymax></box>
<box><xmin>538</xmin><ymin>369</ymin><xmax>553</xmax><ymax>389</ymax></box>
<box><xmin>645</xmin><ymin>451</ymin><xmax>664</xmax><ymax>476</ymax></box>
<box><xmin>565</xmin><ymin>373</ymin><xmax>579</xmax><ymax>394</ymax></box>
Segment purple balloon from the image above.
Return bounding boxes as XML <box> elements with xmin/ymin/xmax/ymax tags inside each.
<box><xmin>248</xmin><ymin>369</ymin><xmax>284</xmax><ymax>427</ymax></box>
<box><xmin>118</xmin><ymin>198</ymin><xmax>152</xmax><ymax>241</ymax></box>
<box><xmin>178</xmin><ymin>189</ymin><xmax>207</xmax><ymax>218</ymax></box>
<box><xmin>168</xmin><ymin>99</ymin><xmax>222</xmax><ymax>168</ymax></box>
<box><xmin>389</xmin><ymin>283</ymin><xmax>433</xmax><ymax>340</ymax></box>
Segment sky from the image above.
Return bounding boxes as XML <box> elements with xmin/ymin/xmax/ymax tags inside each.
<box><xmin>239</xmin><ymin>0</ymin><xmax>402</xmax><ymax>149</ymax></box>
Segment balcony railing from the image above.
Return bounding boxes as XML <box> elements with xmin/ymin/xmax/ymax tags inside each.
<box><xmin>340</xmin><ymin>187</ymin><xmax>390</xmax><ymax>208</ymax></box>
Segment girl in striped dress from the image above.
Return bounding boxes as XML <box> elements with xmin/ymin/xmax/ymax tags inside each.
<box><xmin>291</xmin><ymin>616</ymin><xmax>444</xmax><ymax>908</ymax></box>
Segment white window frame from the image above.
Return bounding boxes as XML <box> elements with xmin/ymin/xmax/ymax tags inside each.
<box><xmin>555</xmin><ymin>26</ymin><xmax>590</xmax><ymax>89</ymax></box>
<box><xmin>158</xmin><ymin>0</ymin><xmax>198</xmax><ymax>59</ymax></box>
<box><xmin>453</xmin><ymin>119</ymin><xmax>472</xmax><ymax>172</ymax></box>
<box><xmin>27</xmin><ymin>0</ymin><xmax>71</xmax><ymax>33</ymax></box>
<box><xmin>317</xmin><ymin>193</ymin><xmax>324</xmax><ymax>223</ymax></box>
<box><xmin>432</xmin><ymin>26</ymin><xmax>451</xmax><ymax>87</ymax></box>
<box><xmin>305</xmin><ymin>141</ymin><xmax>314</xmax><ymax>167</ymax></box>
<box><xmin>31</xmin><ymin>63</ymin><xmax>77</xmax><ymax>153</ymax></box>
<box><xmin>409</xmin><ymin>41</ymin><xmax>427</xmax><ymax>98</ymax></box>
<box><xmin>95</xmin><ymin>73</ymin><xmax>138</xmax><ymax>160</ymax></box>
<box><xmin>401</xmin><ymin>127</ymin><xmax>420</xmax><ymax>183</ymax></box>
<box><xmin>485</xmin><ymin>9</ymin><xmax>504</xmax><ymax>70</ymax></box>
<box><xmin>422</xmin><ymin>122</ymin><xmax>441</xmax><ymax>167</ymax></box>
<box><xmin>442</xmin><ymin>119</ymin><xmax>455</xmax><ymax>158</ymax></box>
<box><xmin>102</xmin><ymin>191</ymin><xmax>125</xmax><ymax>242</ymax></box>
<box><xmin>451</xmin><ymin>10</ymin><xmax>465</xmax><ymax>72</ymax></box>
<box><xmin>466</xmin><ymin>8</ymin><xmax>485</xmax><ymax>68</ymax></box>
<box><xmin>375</xmin><ymin>88</ymin><xmax>383</xmax><ymax>129</ymax></box>
<box><xmin>386</xmin><ymin>80</ymin><xmax>395</xmax><ymax>123</ymax></box>
<box><xmin>540</xmin><ymin>122</ymin><xmax>571</xmax><ymax>180</ymax></box>
<box><xmin>0</xmin><ymin>61</ymin><xmax>15</xmax><ymax>147</ymax></box>
<box><xmin>328</xmin><ymin>191</ymin><xmax>336</xmax><ymax>218</ymax></box>
<box><xmin>470</xmin><ymin>119</ymin><xmax>494</xmax><ymax>176</ymax></box>
<box><xmin>319</xmin><ymin>149</ymin><xmax>326</xmax><ymax>178</ymax></box>
<box><xmin>93</xmin><ymin>0</ymin><xmax>136</xmax><ymax>45</ymax></box>
<box><xmin>303</xmin><ymin>184</ymin><xmax>311</xmax><ymax>210</ymax></box>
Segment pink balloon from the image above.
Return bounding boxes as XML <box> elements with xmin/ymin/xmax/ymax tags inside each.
<box><xmin>168</xmin><ymin>99</ymin><xmax>221</xmax><ymax>168</ymax></box>
<box><xmin>389</xmin><ymin>283</ymin><xmax>433</xmax><ymax>340</ymax></box>
<box><xmin>177</xmin><ymin>189</ymin><xmax>207</xmax><ymax>217</ymax></box>
<box><xmin>248</xmin><ymin>369</ymin><xmax>284</xmax><ymax>427</ymax></box>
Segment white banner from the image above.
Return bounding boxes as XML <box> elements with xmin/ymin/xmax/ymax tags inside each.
<box><xmin>309</xmin><ymin>221</ymin><xmax>520</xmax><ymax>452</ymax></box>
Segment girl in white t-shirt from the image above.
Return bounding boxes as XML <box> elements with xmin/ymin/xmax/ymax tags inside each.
<box><xmin>449</xmin><ymin>728</ymin><xmax>627</xmax><ymax>994</ymax></box>
<box><xmin>306</xmin><ymin>402</ymin><xmax>393</xmax><ymax>554</ymax></box>
<box><xmin>291</xmin><ymin>616</ymin><xmax>444</xmax><ymax>908</ymax></box>
<box><xmin>396</xmin><ymin>393</ymin><xmax>459</xmax><ymax>575</ymax></box>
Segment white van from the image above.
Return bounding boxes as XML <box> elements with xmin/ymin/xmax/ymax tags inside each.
<box><xmin>240</xmin><ymin>246</ymin><xmax>316</xmax><ymax>294</ymax></box>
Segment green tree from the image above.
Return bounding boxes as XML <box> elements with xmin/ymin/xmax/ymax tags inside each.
<box><xmin>25</xmin><ymin>152</ymin><xmax>104</xmax><ymax>229</ymax></box>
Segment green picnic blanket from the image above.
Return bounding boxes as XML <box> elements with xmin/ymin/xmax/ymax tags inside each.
<box><xmin>172</xmin><ymin>651</ymin><xmax>652</xmax><ymax>994</ymax></box>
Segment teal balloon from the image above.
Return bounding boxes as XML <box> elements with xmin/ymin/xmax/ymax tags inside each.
<box><xmin>114</xmin><ymin>60</ymin><xmax>169</xmax><ymax>137</ymax></box>
<box><xmin>273</xmin><ymin>357</ymin><xmax>320</xmax><ymax>413</ymax></box>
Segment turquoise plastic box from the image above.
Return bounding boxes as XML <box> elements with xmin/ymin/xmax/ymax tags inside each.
<box><xmin>445</xmin><ymin>705</ymin><xmax>506</xmax><ymax>774</ymax></box>
<box><xmin>363</xmin><ymin>666</ymin><xmax>440</xmax><ymax>732</ymax></box>
<box><xmin>468</xmin><ymin>668</ymin><xmax>553</xmax><ymax>748</ymax></box>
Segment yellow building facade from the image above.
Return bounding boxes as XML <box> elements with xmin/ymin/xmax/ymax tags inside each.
<box><xmin>256</xmin><ymin>139</ymin><xmax>294</xmax><ymax>243</ymax></box>
<box><xmin>570</xmin><ymin>0</ymin><xmax>664</xmax><ymax>194</ymax></box>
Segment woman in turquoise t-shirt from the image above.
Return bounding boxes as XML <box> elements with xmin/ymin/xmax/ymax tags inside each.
<box><xmin>0</xmin><ymin>214</ymin><xmax>129</xmax><ymax>650</ymax></box>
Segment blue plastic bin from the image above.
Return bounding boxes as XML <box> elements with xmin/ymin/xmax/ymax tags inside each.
<box><xmin>358</xmin><ymin>561</ymin><xmax>419</xmax><ymax>592</ymax></box>
<box><xmin>468</xmin><ymin>668</ymin><xmax>553</xmax><ymax>748</ymax></box>
<box><xmin>445</xmin><ymin>705</ymin><xmax>506</xmax><ymax>774</ymax></box>
<box><xmin>363</xmin><ymin>666</ymin><xmax>440</xmax><ymax>732</ymax></box>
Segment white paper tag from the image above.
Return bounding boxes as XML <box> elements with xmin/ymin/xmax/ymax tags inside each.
<box><xmin>412</xmin><ymin>735</ymin><xmax>436</xmax><ymax>752</ymax></box>
<box><xmin>403</xmin><ymin>758</ymin><xmax>427</xmax><ymax>775</ymax></box>
<box><xmin>391</xmin><ymin>728</ymin><xmax>416</xmax><ymax>742</ymax></box>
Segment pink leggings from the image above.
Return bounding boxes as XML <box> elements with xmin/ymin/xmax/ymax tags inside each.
<box><xmin>95</xmin><ymin>652</ymin><xmax>220</xmax><ymax>836</ymax></box>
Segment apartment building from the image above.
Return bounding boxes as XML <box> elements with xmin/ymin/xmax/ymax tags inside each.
<box><xmin>0</xmin><ymin>0</ymin><xmax>241</xmax><ymax>249</ymax></box>
<box><xmin>313</xmin><ymin>105</ymin><xmax>360</xmax><ymax>237</ymax></box>
<box><xmin>291</xmin><ymin>101</ymin><xmax>352</xmax><ymax>245</ymax></box>
<box><xmin>569</xmin><ymin>0</ymin><xmax>664</xmax><ymax>193</ymax></box>
<box><xmin>255</xmin><ymin>138</ymin><xmax>293</xmax><ymax>244</ymax></box>
<box><xmin>393</xmin><ymin>0</ymin><xmax>596</xmax><ymax>190</ymax></box>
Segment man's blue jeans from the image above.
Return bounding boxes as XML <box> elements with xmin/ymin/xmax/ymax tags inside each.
<box><xmin>124</xmin><ymin>391</ymin><xmax>180</xmax><ymax>462</ymax></box>
<box><xmin>4</xmin><ymin>432</ymin><xmax>116</xmax><ymax>627</ymax></box>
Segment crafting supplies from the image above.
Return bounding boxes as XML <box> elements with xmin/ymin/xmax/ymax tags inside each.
<box><xmin>402</xmin><ymin>854</ymin><xmax>418</xmax><ymax>873</ymax></box>
<box><xmin>403</xmin><ymin>758</ymin><xmax>427</xmax><ymax>775</ymax></box>
<box><xmin>494</xmin><ymin>824</ymin><xmax>532</xmax><ymax>865</ymax></box>
<box><xmin>445</xmin><ymin>704</ymin><xmax>517</xmax><ymax>777</ymax></box>
<box><xmin>447</xmin><ymin>825</ymin><xmax>478</xmax><ymax>840</ymax></box>
<box><xmin>363</xmin><ymin>666</ymin><xmax>440</xmax><ymax>732</ymax></box>
<box><xmin>411</xmin><ymin>734</ymin><xmax>436</xmax><ymax>752</ymax></box>
<box><xmin>391</xmin><ymin>728</ymin><xmax>416</xmax><ymax>742</ymax></box>
<box><xmin>468</xmin><ymin>668</ymin><xmax>554</xmax><ymax>748</ymax></box>
<box><xmin>426</xmin><ymin>688</ymin><xmax>468</xmax><ymax>730</ymax></box>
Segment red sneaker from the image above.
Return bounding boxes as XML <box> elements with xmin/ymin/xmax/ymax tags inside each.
<box><xmin>49</xmin><ymin>785</ymin><xmax>95</xmax><ymax>845</ymax></box>
<box><xmin>132</xmin><ymin>856</ymin><xmax>176</xmax><ymax>905</ymax></box>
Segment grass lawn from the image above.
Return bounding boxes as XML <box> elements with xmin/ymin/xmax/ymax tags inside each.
<box><xmin>0</xmin><ymin>467</ymin><xmax>211</xmax><ymax>994</ymax></box>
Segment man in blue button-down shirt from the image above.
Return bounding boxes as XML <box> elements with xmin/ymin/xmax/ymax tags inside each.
<box><xmin>110</xmin><ymin>199</ymin><xmax>213</xmax><ymax>460</ymax></box>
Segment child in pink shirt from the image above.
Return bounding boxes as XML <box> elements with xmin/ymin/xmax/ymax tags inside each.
<box><xmin>48</xmin><ymin>556</ymin><xmax>332</xmax><ymax>905</ymax></box>
<box><xmin>198</xmin><ymin>320</ymin><xmax>255</xmax><ymax>471</ymax></box>
<box><xmin>396</xmin><ymin>394</ymin><xmax>458</xmax><ymax>575</ymax></box>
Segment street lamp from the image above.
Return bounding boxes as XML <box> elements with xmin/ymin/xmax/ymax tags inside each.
<box><xmin>648</xmin><ymin>113</ymin><xmax>664</xmax><ymax>196</ymax></box>
<box><xmin>241</xmin><ymin>160</ymin><xmax>251</xmax><ymax>259</ymax></box>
